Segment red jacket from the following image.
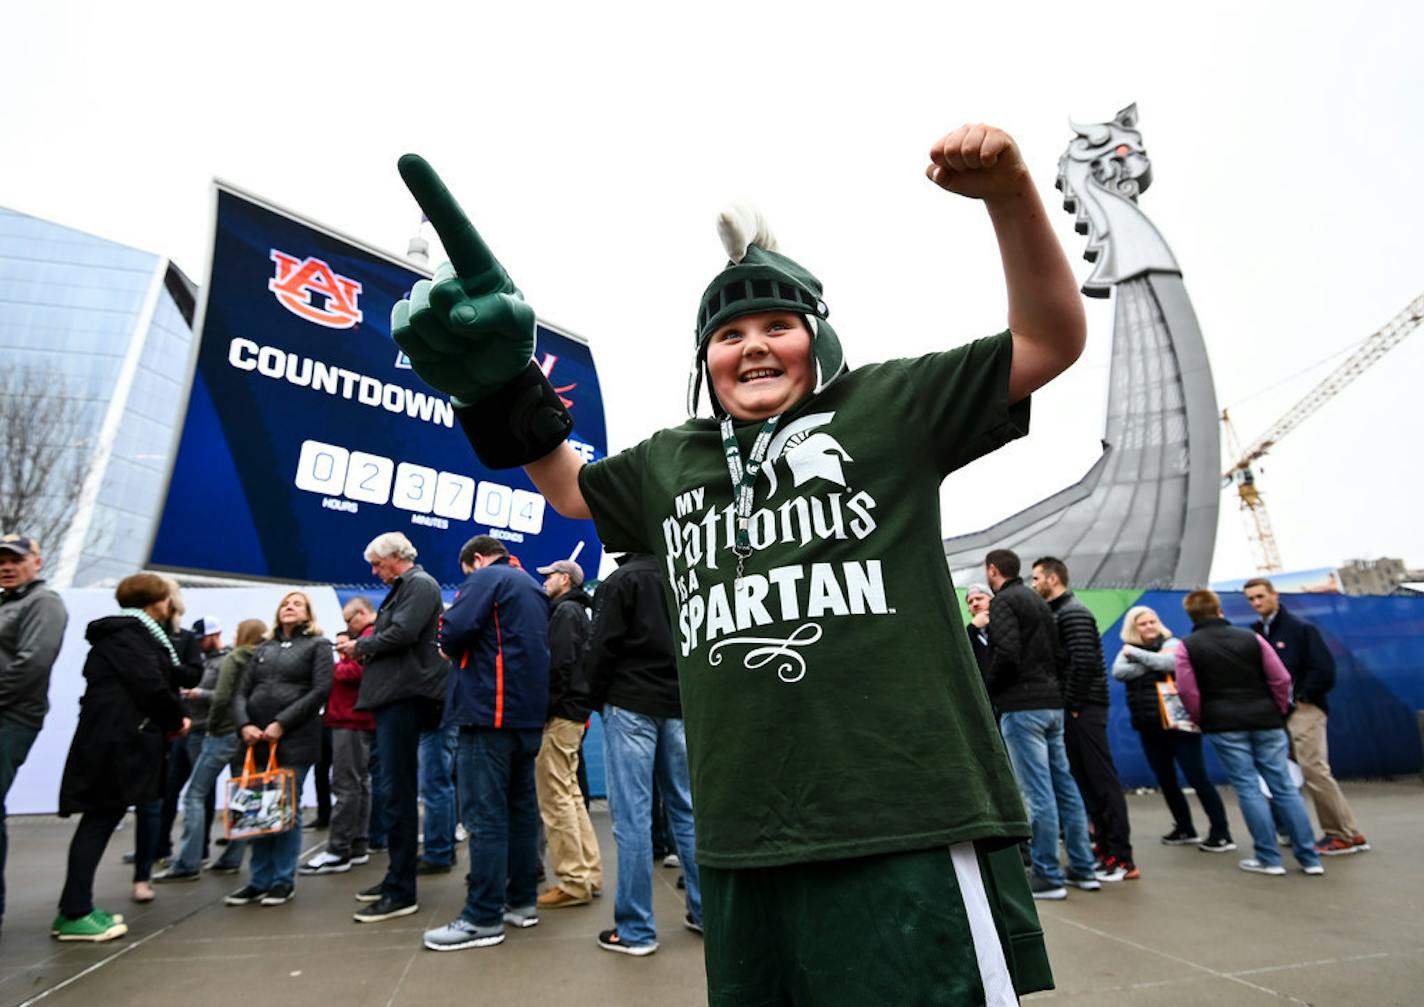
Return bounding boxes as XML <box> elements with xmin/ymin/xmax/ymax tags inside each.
<box><xmin>325</xmin><ymin>625</ymin><xmax>376</xmax><ymax>730</ymax></box>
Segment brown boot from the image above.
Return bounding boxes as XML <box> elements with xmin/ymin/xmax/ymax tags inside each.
<box><xmin>536</xmin><ymin>886</ymin><xmax>590</xmax><ymax>908</ymax></box>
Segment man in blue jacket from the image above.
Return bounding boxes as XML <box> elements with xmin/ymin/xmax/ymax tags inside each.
<box><xmin>1243</xmin><ymin>579</ymin><xmax>1368</xmax><ymax>855</ymax></box>
<box><xmin>423</xmin><ymin>535</ymin><xmax>550</xmax><ymax>952</ymax></box>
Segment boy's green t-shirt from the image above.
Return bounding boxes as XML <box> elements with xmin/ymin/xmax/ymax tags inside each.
<box><xmin>579</xmin><ymin>330</ymin><xmax>1032</xmax><ymax>868</ymax></box>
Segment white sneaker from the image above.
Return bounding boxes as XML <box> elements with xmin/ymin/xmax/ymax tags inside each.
<box><xmin>455</xmin><ymin>823</ymin><xmax>469</xmax><ymax>843</ymax></box>
<box><xmin>662</xmin><ymin>853</ymin><xmax>680</xmax><ymax>868</ymax></box>
<box><xmin>300</xmin><ymin>851</ymin><xmax>352</xmax><ymax>875</ymax></box>
<box><xmin>1238</xmin><ymin>859</ymin><xmax>1287</xmax><ymax>876</ymax></box>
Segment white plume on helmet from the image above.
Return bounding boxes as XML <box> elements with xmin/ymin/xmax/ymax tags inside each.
<box><xmin>716</xmin><ymin>203</ymin><xmax>779</xmax><ymax>263</ymax></box>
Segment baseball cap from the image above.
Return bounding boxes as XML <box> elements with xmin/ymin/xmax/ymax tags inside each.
<box><xmin>193</xmin><ymin>615</ymin><xmax>223</xmax><ymax>636</ymax></box>
<box><xmin>0</xmin><ymin>534</ymin><xmax>37</xmax><ymax>557</ymax></box>
<box><xmin>537</xmin><ymin>559</ymin><xmax>584</xmax><ymax>587</ymax></box>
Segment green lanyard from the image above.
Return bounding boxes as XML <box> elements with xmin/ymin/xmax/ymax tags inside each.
<box><xmin>720</xmin><ymin>413</ymin><xmax>781</xmax><ymax>582</ymax></box>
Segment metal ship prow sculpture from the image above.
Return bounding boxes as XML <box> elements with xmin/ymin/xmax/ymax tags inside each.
<box><xmin>944</xmin><ymin>104</ymin><xmax>1219</xmax><ymax>588</ymax></box>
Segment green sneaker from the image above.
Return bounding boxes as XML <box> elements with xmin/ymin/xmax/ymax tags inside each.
<box><xmin>52</xmin><ymin>910</ymin><xmax>128</xmax><ymax>942</ymax></box>
<box><xmin>55</xmin><ymin>908</ymin><xmax>124</xmax><ymax>932</ymax></box>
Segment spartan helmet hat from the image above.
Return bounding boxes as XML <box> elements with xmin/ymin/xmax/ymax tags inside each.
<box><xmin>687</xmin><ymin>206</ymin><xmax>847</xmax><ymax>418</ymax></box>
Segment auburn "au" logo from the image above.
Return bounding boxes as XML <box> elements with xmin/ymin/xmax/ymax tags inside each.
<box><xmin>268</xmin><ymin>250</ymin><xmax>364</xmax><ymax>329</ymax></box>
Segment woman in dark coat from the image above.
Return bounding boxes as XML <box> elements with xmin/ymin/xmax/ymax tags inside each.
<box><xmin>1110</xmin><ymin>605</ymin><xmax>1233</xmax><ymax>850</ymax></box>
<box><xmin>224</xmin><ymin>591</ymin><xmax>332</xmax><ymax>907</ymax></box>
<box><xmin>53</xmin><ymin>573</ymin><xmax>189</xmax><ymax>942</ymax></box>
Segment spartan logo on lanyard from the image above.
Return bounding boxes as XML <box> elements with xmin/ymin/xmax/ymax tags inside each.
<box><xmin>720</xmin><ymin>413</ymin><xmax>781</xmax><ymax>583</ymax></box>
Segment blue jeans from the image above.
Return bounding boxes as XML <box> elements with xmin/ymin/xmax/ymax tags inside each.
<box><xmin>0</xmin><ymin>716</ymin><xmax>40</xmax><ymax>921</ymax></box>
<box><xmin>602</xmin><ymin>705</ymin><xmax>702</xmax><ymax>946</ymax></box>
<box><xmin>457</xmin><ymin>727</ymin><xmax>542</xmax><ymax>927</ymax></box>
<box><xmin>173</xmin><ymin>733</ymin><xmax>240</xmax><ymax>873</ymax></box>
<box><xmin>248</xmin><ymin>763</ymin><xmax>311</xmax><ymax>890</ymax></box>
<box><xmin>1208</xmin><ymin>729</ymin><xmax>1320</xmax><ymax>868</ymax></box>
<box><xmin>418</xmin><ymin>724</ymin><xmax>458</xmax><ymax>866</ymax></box>
<box><xmin>999</xmin><ymin>709</ymin><xmax>1095</xmax><ymax>885</ymax></box>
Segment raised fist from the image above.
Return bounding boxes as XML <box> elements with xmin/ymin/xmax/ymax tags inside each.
<box><xmin>391</xmin><ymin>155</ymin><xmax>536</xmax><ymax>406</ymax></box>
<box><xmin>925</xmin><ymin>124</ymin><xmax>1030</xmax><ymax>202</ymax></box>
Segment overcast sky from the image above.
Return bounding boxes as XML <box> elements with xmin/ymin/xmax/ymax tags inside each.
<box><xmin>5</xmin><ymin>1</ymin><xmax>1422</xmax><ymax>583</ymax></box>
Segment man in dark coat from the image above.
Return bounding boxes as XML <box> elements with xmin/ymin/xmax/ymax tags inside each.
<box><xmin>341</xmin><ymin>532</ymin><xmax>446</xmax><ymax>924</ymax></box>
<box><xmin>1174</xmin><ymin>589</ymin><xmax>1323</xmax><ymax>877</ymax></box>
<box><xmin>532</xmin><ymin>559</ymin><xmax>602</xmax><ymax>908</ymax></box>
<box><xmin>984</xmin><ymin>549</ymin><xmax>1098</xmax><ymax>901</ymax></box>
<box><xmin>1243</xmin><ymin>578</ymin><xmax>1367</xmax><ymax>855</ymax></box>
<box><xmin>1033</xmin><ymin>556</ymin><xmax>1135</xmax><ymax>880</ymax></box>
<box><xmin>422</xmin><ymin>535</ymin><xmax>549</xmax><ymax>951</ymax></box>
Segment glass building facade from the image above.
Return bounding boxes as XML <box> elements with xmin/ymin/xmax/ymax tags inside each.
<box><xmin>0</xmin><ymin>206</ymin><xmax>197</xmax><ymax>586</ymax></box>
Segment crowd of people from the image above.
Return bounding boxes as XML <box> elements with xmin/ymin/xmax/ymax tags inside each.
<box><xmin>0</xmin><ymin>530</ymin><xmax>700</xmax><ymax>953</ymax></box>
<box><xmin>0</xmin><ymin>521</ymin><xmax>1380</xmax><ymax>954</ymax></box>
<box><xmin>965</xmin><ymin>551</ymin><xmax>1370</xmax><ymax>900</ymax></box>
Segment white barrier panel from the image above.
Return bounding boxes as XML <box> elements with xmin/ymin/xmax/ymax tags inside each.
<box><xmin>11</xmin><ymin>585</ymin><xmax>345</xmax><ymax>815</ymax></box>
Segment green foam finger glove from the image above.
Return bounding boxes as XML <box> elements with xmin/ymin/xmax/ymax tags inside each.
<box><xmin>390</xmin><ymin>155</ymin><xmax>536</xmax><ymax>405</ymax></box>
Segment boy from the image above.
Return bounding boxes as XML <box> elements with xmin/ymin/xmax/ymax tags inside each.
<box><xmin>392</xmin><ymin>121</ymin><xmax>1085</xmax><ymax>1004</ymax></box>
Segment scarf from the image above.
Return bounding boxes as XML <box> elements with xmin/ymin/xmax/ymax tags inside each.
<box><xmin>120</xmin><ymin>608</ymin><xmax>181</xmax><ymax>666</ymax></box>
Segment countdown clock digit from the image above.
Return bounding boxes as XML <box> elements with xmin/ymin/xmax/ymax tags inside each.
<box><xmin>435</xmin><ymin>472</ymin><xmax>476</xmax><ymax>521</ymax></box>
<box><xmin>344</xmin><ymin>452</ymin><xmax>394</xmax><ymax>505</ymax></box>
<box><xmin>509</xmin><ymin>489</ymin><xmax>545</xmax><ymax>534</ymax></box>
<box><xmin>474</xmin><ymin>481</ymin><xmax>514</xmax><ymax>528</ymax></box>
<box><xmin>394</xmin><ymin>463</ymin><xmax>438</xmax><ymax>513</ymax></box>
<box><xmin>295</xmin><ymin>440</ymin><xmax>350</xmax><ymax>495</ymax></box>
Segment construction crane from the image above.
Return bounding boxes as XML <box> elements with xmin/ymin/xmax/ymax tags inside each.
<box><xmin>1222</xmin><ymin>290</ymin><xmax>1424</xmax><ymax>572</ymax></box>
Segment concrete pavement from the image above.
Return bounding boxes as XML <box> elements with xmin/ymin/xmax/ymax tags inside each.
<box><xmin>1</xmin><ymin>780</ymin><xmax>1419</xmax><ymax>1006</ymax></box>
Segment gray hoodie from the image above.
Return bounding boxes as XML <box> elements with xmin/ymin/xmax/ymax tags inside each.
<box><xmin>0</xmin><ymin>578</ymin><xmax>68</xmax><ymax>729</ymax></box>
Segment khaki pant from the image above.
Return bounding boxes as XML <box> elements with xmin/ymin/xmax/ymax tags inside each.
<box><xmin>534</xmin><ymin>717</ymin><xmax>603</xmax><ymax>898</ymax></box>
<box><xmin>1288</xmin><ymin>701</ymin><xmax>1360</xmax><ymax>840</ymax></box>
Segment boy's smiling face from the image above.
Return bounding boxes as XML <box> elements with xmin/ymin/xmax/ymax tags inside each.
<box><xmin>706</xmin><ymin>311</ymin><xmax>815</xmax><ymax>421</ymax></box>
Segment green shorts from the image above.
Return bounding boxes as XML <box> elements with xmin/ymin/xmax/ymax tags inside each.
<box><xmin>700</xmin><ymin>842</ymin><xmax>1051</xmax><ymax>1006</ymax></box>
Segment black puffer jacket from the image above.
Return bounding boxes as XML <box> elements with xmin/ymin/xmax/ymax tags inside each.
<box><xmin>1049</xmin><ymin>592</ymin><xmax>1110</xmax><ymax>711</ymax></box>
<box><xmin>59</xmin><ymin>616</ymin><xmax>186</xmax><ymax>815</ymax></box>
<box><xmin>233</xmin><ymin>628</ymin><xmax>332</xmax><ymax>767</ymax></box>
<box><xmin>547</xmin><ymin>588</ymin><xmax>593</xmax><ymax>722</ymax></box>
<box><xmin>985</xmin><ymin>579</ymin><xmax>1065</xmax><ymax>712</ymax></box>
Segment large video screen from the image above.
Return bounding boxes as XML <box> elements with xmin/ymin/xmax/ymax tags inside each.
<box><xmin>149</xmin><ymin>185</ymin><xmax>606</xmax><ymax>586</ymax></box>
